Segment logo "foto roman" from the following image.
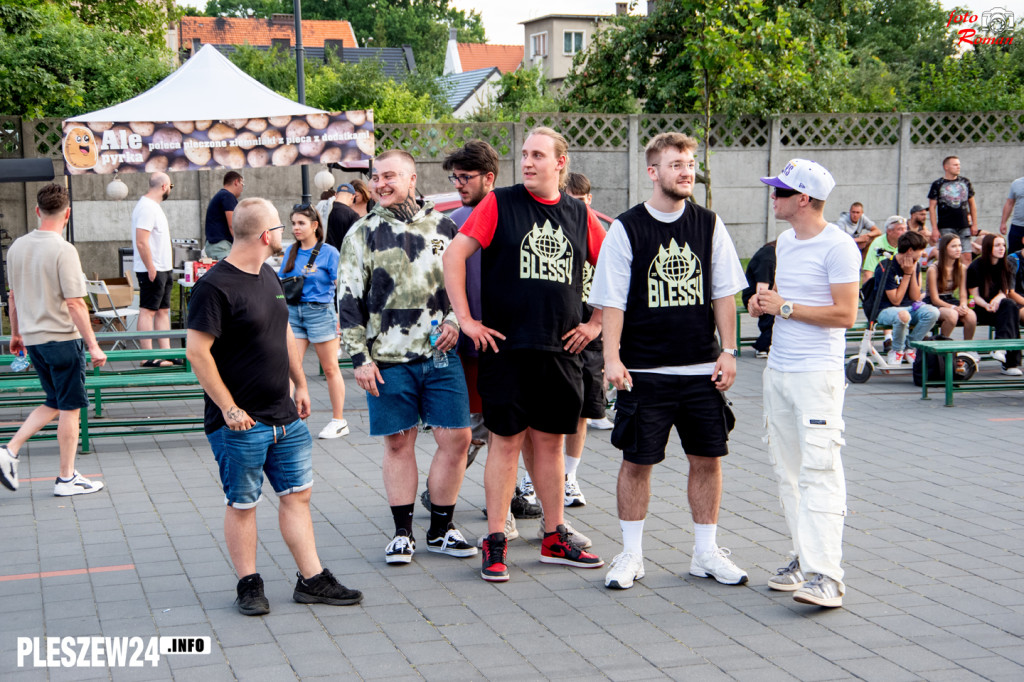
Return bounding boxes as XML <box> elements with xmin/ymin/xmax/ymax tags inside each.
<box><xmin>17</xmin><ymin>636</ymin><xmax>212</xmax><ymax>668</ymax></box>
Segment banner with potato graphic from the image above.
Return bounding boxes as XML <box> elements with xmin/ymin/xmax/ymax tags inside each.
<box><xmin>62</xmin><ymin>110</ymin><xmax>374</xmax><ymax>175</ymax></box>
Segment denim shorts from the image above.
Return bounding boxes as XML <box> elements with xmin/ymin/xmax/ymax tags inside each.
<box><xmin>288</xmin><ymin>302</ymin><xmax>337</xmax><ymax>343</ymax></box>
<box><xmin>366</xmin><ymin>352</ymin><xmax>471</xmax><ymax>436</ymax></box>
<box><xmin>26</xmin><ymin>339</ymin><xmax>88</xmax><ymax>411</ymax></box>
<box><xmin>207</xmin><ymin>419</ymin><xmax>313</xmax><ymax>509</ymax></box>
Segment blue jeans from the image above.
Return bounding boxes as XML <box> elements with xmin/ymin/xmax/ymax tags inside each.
<box><xmin>876</xmin><ymin>305</ymin><xmax>940</xmax><ymax>352</ymax></box>
<box><xmin>366</xmin><ymin>353</ymin><xmax>471</xmax><ymax>436</ymax></box>
<box><xmin>207</xmin><ymin>419</ymin><xmax>312</xmax><ymax>509</ymax></box>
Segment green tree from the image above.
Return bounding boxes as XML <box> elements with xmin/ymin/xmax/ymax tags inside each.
<box><xmin>0</xmin><ymin>3</ymin><xmax>172</xmax><ymax>118</ymax></box>
<box><xmin>5</xmin><ymin>0</ymin><xmax>180</xmax><ymax>49</ymax></box>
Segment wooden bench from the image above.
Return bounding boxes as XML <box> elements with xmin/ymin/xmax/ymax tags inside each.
<box><xmin>0</xmin><ymin>371</ymin><xmax>203</xmax><ymax>452</ymax></box>
<box><xmin>910</xmin><ymin>339</ymin><xmax>1024</xmax><ymax>406</ymax></box>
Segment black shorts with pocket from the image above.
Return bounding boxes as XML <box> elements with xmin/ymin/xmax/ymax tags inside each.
<box><xmin>580</xmin><ymin>346</ymin><xmax>607</xmax><ymax>420</ymax></box>
<box><xmin>478</xmin><ymin>349</ymin><xmax>583</xmax><ymax>437</ymax></box>
<box><xmin>611</xmin><ymin>372</ymin><xmax>732</xmax><ymax>465</ymax></box>
<box><xmin>138</xmin><ymin>270</ymin><xmax>173</xmax><ymax>311</ymax></box>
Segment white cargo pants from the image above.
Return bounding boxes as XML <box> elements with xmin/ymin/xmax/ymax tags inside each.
<box><xmin>762</xmin><ymin>367</ymin><xmax>847</xmax><ymax>591</ymax></box>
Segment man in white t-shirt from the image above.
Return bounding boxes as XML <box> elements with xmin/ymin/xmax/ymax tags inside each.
<box><xmin>589</xmin><ymin>132</ymin><xmax>748</xmax><ymax>591</ymax></box>
<box><xmin>750</xmin><ymin>159</ymin><xmax>860</xmax><ymax>608</ymax></box>
<box><xmin>132</xmin><ymin>172</ymin><xmax>175</xmax><ymax>360</ymax></box>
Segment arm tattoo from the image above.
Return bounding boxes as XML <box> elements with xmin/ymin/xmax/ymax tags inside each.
<box><xmin>227</xmin><ymin>406</ymin><xmax>242</xmax><ymax>422</ymax></box>
<box><xmin>390</xmin><ymin>197</ymin><xmax>420</xmax><ymax>223</ymax></box>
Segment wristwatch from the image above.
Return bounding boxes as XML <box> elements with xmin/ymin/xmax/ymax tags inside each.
<box><xmin>779</xmin><ymin>301</ymin><xmax>794</xmax><ymax>319</ymax></box>
<box><xmin>721</xmin><ymin>348</ymin><xmax>738</xmax><ymax>357</ymax></box>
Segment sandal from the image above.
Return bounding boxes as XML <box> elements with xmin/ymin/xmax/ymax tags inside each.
<box><xmin>141</xmin><ymin>359</ymin><xmax>174</xmax><ymax>368</ymax></box>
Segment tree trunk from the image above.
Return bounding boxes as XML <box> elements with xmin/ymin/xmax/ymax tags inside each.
<box><xmin>703</xmin><ymin>70</ymin><xmax>713</xmax><ymax>210</ymax></box>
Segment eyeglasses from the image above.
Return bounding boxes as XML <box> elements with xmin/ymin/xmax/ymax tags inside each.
<box><xmin>448</xmin><ymin>172</ymin><xmax>482</xmax><ymax>186</ymax></box>
<box><xmin>651</xmin><ymin>161</ymin><xmax>695</xmax><ymax>173</ymax></box>
<box><xmin>772</xmin><ymin>187</ymin><xmax>800</xmax><ymax>198</ymax></box>
<box><xmin>260</xmin><ymin>225</ymin><xmax>285</xmax><ymax>239</ymax></box>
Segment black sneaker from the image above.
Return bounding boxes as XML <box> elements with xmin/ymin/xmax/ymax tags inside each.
<box><xmin>883</xmin><ymin>337</ymin><xmax>892</xmax><ymax>354</ymax></box>
<box><xmin>481</xmin><ymin>532</ymin><xmax>509</xmax><ymax>582</ymax></box>
<box><xmin>293</xmin><ymin>568</ymin><xmax>363</xmax><ymax>606</ymax></box>
<box><xmin>235</xmin><ymin>573</ymin><xmax>270</xmax><ymax>616</ymax></box>
<box><xmin>426</xmin><ymin>522</ymin><xmax>478</xmax><ymax>558</ymax></box>
<box><xmin>510</xmin><ymin>487</ymin><xmax>542</xmax><ymax>519</ymax></box>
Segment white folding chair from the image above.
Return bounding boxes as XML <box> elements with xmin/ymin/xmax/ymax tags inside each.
<box><xmin>85</xmin><ymin>280</ymin><xmax>139</xmax><ymax>351</ymax></box>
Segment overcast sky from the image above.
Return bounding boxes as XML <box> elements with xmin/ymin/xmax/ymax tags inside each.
<box><xmin>178</xmin><ymin>1</ymin><xmax>1024</xmax><ymax>47</ymax></box>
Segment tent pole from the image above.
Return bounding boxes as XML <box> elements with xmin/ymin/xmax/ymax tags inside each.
<box><xmin>294</xmin><ymin>0</ymin><xmax>310</xmax><ymax>205</ymax></box>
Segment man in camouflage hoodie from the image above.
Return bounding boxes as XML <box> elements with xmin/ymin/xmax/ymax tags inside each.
<box><xmin>339</xmin><ymin>149</ymin><xmax>477</xmax><ymax>565</ymax></box>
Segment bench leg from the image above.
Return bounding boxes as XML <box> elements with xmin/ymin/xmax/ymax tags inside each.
<box><xmin>920</xmin><ymin>351</ymin><xmax>930</xmax><ymax>400</ymax></box>
<box><xmin>80</xmin><ymin>406</ymin><xmax>91</xmax><ymax>454</ymax></box>
<box><xmin>944</xmin><ymin>352</ymin><xmax>955</xmax><ymax>407</ymax></box>
<box><xmin>94</xmin><ymin>387</ymin><xmax>103</xmax><ymax>418</ymax></box>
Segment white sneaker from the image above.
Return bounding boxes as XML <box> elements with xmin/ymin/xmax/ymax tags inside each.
<box><xmin>0</xmin><ymin>445</ymin><xmax>19</xmax><ymax>491</ymax></box>
<box><xmin>53</xmin><ymin>471</ymin><xmax>105</xmax><ymax>497</ymax></box>
<box><xmin>604</xmin><ymin>552</ymin><xmax>645</xmax><ymax>589</ymax></box>
<box><xmin>518</xmin><ymin>475</ymin><xmax>537</xmax><ymax>505</ymax></box>
<box><xmin>904</xmin><ymin>348</ymin><xmax>917</xmax><ymax>364</ymax></box>
<box><xmin>1001</xmin><ymin>367</ymin><xmax>1023</xmax><ymax>376</ymax></box>
<box><xmin>477</xmin><ymin>513</ymin><xmax>519</xmax><ymax>547</ymax></box>
<box><xmin>992</xmin><ymin>350</ymin><xmax>1007</xmax><ymax>364</ymax></box>
<box><xmin>536</xmin><ymin>516</ymin><xmax>593</xmax><ymax>548</ymax></box>
<box><xmin>755</xmin><ymin>351</ymin><xmax>769</xmax><ymax>359</ymax></box>
<box><xmin>385</xmin><ymin>529</ymin><xmax>415</xmax><ymax>564</ymax></box>
<box><xmin>564</xmin><ymin>476</ymin><xmax>586</xmax><ymax>507</ymax></box>
<box><xmin>318</xmin><ymin>418</ymin><xmax>350</xmax><ymax>439</ymax></box>
<box><xmin>689</xmin><ymin>546</ymin><xmax>748</xmax><ymax>585</ymax></box>
<box><xmin>588</xmin><ymin>417</ymin><xmax>614</xmax><ymax>430</ymax></box>
<box><xmin>886</xmin><ymin>350</ymin><xmax>904</xmax><ymax>365</ymax></box>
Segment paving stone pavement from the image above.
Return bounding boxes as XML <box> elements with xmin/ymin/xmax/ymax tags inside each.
<box><xmin>0</xmin><ymin>343</ymin><xmax>1022</xmax><ymax>680</ymax></box>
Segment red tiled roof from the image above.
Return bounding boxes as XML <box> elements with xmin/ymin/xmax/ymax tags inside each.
<box><xmin>180</xmin><ymin>16</ymin><xmax>358</xmax><ymax>50</ymax></box>
<box><xmin>457</xmin><ymin>43</ymin><xmax>523</xmax><ymax>74</ymax></box>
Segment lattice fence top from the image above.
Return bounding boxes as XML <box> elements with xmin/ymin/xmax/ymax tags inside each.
<box><xmin>375</xmin><ymin>123</ymin><xmax>515</xmax><ymax>159</ymax></box>
<box><xmin>778</xmin><ymin>114</ymin><xmax>901</xmax><ymax>148</ymax></box>
<box><xmin>0</xmin><ymin>117</ymin><xmax>21</xmax><ymax>159</ymax></box>
<box><xmin>522</xmin><ymin>113</ymin><xmax>629</xmax><ymax>151</ymax></box>
<box><xmin>30</xmin><ymin>119</ymin><xmax>65</xmax><ymax>159</ymax></box>
<box><xmin>910</xmin><ymin>111</ymin><xmax>1024</xmax><ymax>146</ymax></box>
<box><xmin>638</xmin><ymin>115</ymin><xmax>769</xmax><ymax>149</ymax></box>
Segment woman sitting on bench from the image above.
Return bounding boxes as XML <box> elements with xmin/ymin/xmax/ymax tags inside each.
<box><xmin>966</xmin><ymin>234</ymin><xmax>1023</xmax><ymax>376</ymax></box>
<box><xmin>926</xmin><ymin>234</ymin><xmax>977</xmax><ymax>340</ymax></box>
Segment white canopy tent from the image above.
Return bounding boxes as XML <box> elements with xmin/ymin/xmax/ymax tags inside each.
<box><xmin>70</xmin><ymin>44</ymin><xmax>328</xmax><ymax>122</ymax></box>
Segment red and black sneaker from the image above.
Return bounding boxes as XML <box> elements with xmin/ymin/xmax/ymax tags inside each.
<box><xmin>540</xmin><ymin>524</ymin><xmax>604</xmax><ymax>568</ymax></box>
<box><xmin>481</xmin><ymin>532</ymin><xmax>510</xmax><ymax>582</ymax></box>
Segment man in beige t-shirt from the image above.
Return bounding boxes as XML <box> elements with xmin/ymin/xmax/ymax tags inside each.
<box><xmin>0</xmin><ymin>184</ymin><xmax>107</xmax><ymax>496</ymax></box>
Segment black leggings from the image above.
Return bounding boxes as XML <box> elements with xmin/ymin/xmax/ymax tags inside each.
<box><xmin>975</xmin><ymin>298</ymin><xmax>1021</xmax><ymax>368</ymax></box>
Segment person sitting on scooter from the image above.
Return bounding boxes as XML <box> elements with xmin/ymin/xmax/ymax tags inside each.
<box><xmin>873</xmin><ymin>230</ymin><xmax>940</xmax><ymax>365</ymax></box>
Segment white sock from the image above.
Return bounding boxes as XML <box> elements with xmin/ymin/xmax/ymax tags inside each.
<box><xmin>564</xmin><ymin>455</ymin><xmax>580</xmax><ymax>480</ymax></box>
<box><xmin>620</xmin><ymin>519</ymin><xmax>644</xmax><ymax>556</ymax></box>
<box><xmin>694</xmin><ymin>523</ymin><xmax>717</xmax><ymax>555</ymax></box>
<box><xmin>521</xmin><ymin>471</ymin><xmax>532</xmax><ymax>486</ymax></box>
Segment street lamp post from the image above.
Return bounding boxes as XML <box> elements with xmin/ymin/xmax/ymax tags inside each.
<box><xmin>293</xmin><ymin>0</ymin><xmax>310</xmax><ymax>205</ymax></box>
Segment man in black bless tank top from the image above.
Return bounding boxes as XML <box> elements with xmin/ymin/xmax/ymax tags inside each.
<box><xmin>444</xmin><ymin>128</ymin><xmax>607</xmax><ymax>582</ymax></box>
<box><xmin>589</xmin><ymin>132</ymin><xmax>750</xmax><ymax>591</ymax></box>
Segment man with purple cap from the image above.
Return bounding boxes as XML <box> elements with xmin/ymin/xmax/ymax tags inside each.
<box><xmin>749</xmin><ymin>159</ymin><xmax>860</xmax><ymax>608</ymax></box>
<box><xmin>326</xmin><ymin>183</ymin><xmax>359</xmax><ymax>250</ymax></box>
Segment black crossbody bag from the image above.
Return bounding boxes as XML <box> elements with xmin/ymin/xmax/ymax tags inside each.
<box><xmin>280</xmin><ymin>242</ymin><xmax>321</xmax><ymax>305</ymax></box>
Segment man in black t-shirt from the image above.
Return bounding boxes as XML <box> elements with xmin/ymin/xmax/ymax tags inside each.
<box><xmin>187</xmin><ymin>197</ymin><xmax>362</xmax><ymax>616</ymax></box>
<box><xmin>743</xmin><ymin>240</ymin><xmax>777</xmax><ymax>357</ymax></box>
<box><xmin>204</xmin><ymin>171</ymin><xmax>243</xmax><ymax>260</ymax></box>
<box><xmin>928</xmin><ymin>156</ymin><xmax>977</xmax><ymax>265</ymax></box>
<box><xmin>326</xmin><ymin>183</ymin><xmax>359</xmax><ymax>250</ymax></box>
<box><xmin>872</xmin><ymin>231</ymin><xmax>939</xmax><ymax>365</ymax></box>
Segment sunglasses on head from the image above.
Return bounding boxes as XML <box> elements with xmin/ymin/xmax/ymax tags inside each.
<box><xmin>772</xmin><ymin>187</ymin><xmax>800</xmax><ymax>198</ymax></box>
<box><xmin>292</xmin><ymin>203</ymin><xmax>312</xmax><ymax>211</ymax></box>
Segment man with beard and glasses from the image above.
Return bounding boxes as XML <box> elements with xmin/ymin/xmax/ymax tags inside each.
<box><xmin>132</xmin><ymin>172</ymin><xmax>176</xmax><ymax>364</ymax></box>
<box><xmin>590</xmin><ymin>132</ymin><xmax>748</xmax><ymax>591</ymax></box>
<box><xmin>338</xmin><ymin>149</ymin><xmax>477</xmax><ymax>566</ymax></box>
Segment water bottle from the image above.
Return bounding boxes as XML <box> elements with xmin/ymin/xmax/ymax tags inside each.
<box><xmin>430</xmin><ymin>320</ymin><xmax>448</xmax><ymax>368</ymax></box>
<box><xmin>968</xmin><ymin>295</ymin><xmax>976</xmax><ymax>309</ymax></box>
<box><xmin>10</xmin><ymin>351</ymin><xmax>30</xmax><ymax>372</ymax></box>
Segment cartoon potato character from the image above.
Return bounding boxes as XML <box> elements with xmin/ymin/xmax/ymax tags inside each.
<box><xmin>63</xmin><ymin>126</ymin><xmax>98</xmax><ymax>170</ymax></box>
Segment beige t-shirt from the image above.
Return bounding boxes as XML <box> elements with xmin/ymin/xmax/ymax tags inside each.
<box><xmin>7</xmin><ymin>230</ymin><xmax>86</xmax><ymax>345</ymax></box>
